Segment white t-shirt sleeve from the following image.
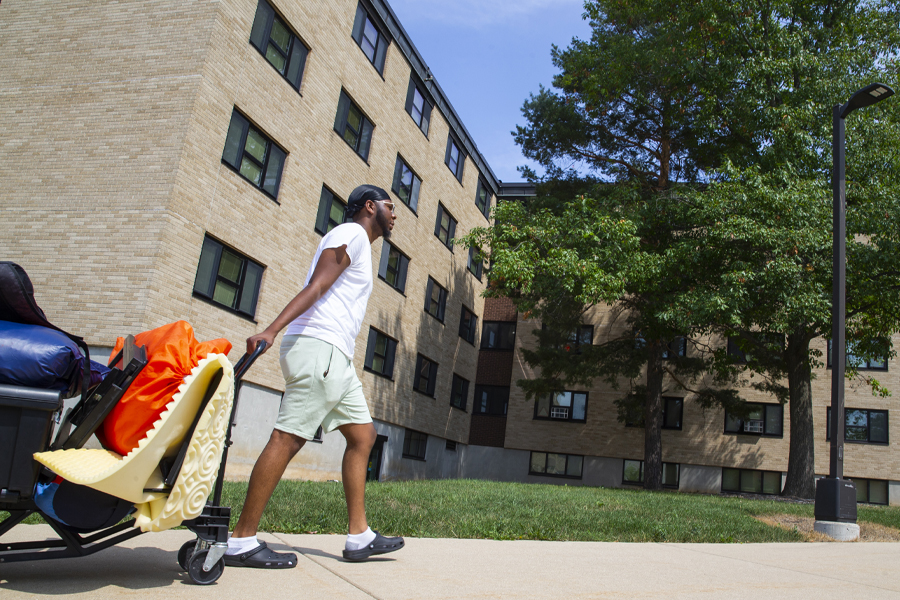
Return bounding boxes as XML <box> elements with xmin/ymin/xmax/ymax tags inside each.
<box><xmin>321</xmin><ymin>224</ymin><xmax>367</xmax><ymax>265</ymax></box>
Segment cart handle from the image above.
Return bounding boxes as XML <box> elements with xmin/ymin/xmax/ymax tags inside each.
<box><xmin>234</xmin><ymin>340</ymin><xmax>267</xmax><ymax>383</ymax></box>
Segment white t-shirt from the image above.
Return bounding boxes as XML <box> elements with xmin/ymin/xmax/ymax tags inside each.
<box><xmin>285</xmin><ymin>223</ymin><xmax>373</xmax><ymax>359</ymax></box>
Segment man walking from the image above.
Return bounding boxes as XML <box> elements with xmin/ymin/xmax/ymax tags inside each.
<box><xmin>225</xmin><ymin>185</ymin><xmax>404</xmax><ymax>567</ymax></box>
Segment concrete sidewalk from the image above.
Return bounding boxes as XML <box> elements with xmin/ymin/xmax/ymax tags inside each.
<box><xmin>2</xmin><ymin>525</ymin><xmax>899</xmax><ymax>599</ymax></box>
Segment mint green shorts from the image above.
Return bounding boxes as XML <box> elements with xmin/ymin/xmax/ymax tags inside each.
<box><xmin>275</xmin><ymin>334</ymin><xmax>371</xmax><ymax>440</ymax></box>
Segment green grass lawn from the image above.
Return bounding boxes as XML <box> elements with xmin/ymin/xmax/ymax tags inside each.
<box><xmin>220</xmin><ymin>478</ymin><xmax>900</xmax><ymax>543</ymax></box>
<box><xmin>7</xmin><ymin>479</ymin><xmax>899</xmax><ymax>543</ymax></box>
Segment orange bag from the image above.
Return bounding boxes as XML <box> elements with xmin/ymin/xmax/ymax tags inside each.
<box><xmin>96</xmin><ymin>321</ymin><xmax>232</xmax><ymax>456</ymax></box>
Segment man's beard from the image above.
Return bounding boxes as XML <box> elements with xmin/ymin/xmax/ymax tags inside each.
<box><xmin>376</xmin><ymin>207</ymin><xmax>391</xmax><ymax>238</ymax></box>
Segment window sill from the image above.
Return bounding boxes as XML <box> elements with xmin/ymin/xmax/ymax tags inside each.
<box><xmin>424</xmin><ymin>310</ymin><xmax>445</xmax><ymax>324</ymax></box>
<box><xmin>723</xmin><ymin>431</ymin><xmax>783</xmax><ymax>439</ymax></box>
<box><xmin>192</xmin><ymin>293</ymin><xmax>258</xmax><ymax>323</ymax></box>
<box><xmin>332</xmin><ymin>129</ymin><xmax>371</xmax><ymax>165</ymax></box>
<box><xmin>401</xmin><ymin>454</ymin><xmax>426</xmax><ymax>461</ymax></box>
<box><xmin>413</xmin><ymin>388</ymin><xmax>435</xmax><ymax>398</ymax></box>
<box><xmin>250</xmin><ymin>45</ymin><xmax>303</xmax><ymax>96</ymax></box>
<box><xmin>377</xmin><ymin>276</ymin><xmax>406</xmax><ymax>296</ymax></box>
<box><xmin>450</xmin><ymin>404</ymin><xmax>467</xmax><ymax>412</ymax></box>
<box><xmin>533</xmin><ymin>417</ymin><xmax>587</xmax><ymax>424</ymax></box>
<box><xmin>363</xmin><ymin>367</ymin><xmax>394</xmax><ymax>381</ymax></box>
<box><xmin>529</xmin><ymin>472</ymin><xmax>582</xmax><ymax>480</ymax></box>
<box><xmin>221</xmin><ymin>160</ymin><xmax>281</xmax><ymax>204</ymax></box>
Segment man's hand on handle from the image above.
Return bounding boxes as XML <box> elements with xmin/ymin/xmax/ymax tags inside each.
<box><xmin>247</xmin><ymin>330</ymin><xmax>276</xmax><ymax>355</ymax></box>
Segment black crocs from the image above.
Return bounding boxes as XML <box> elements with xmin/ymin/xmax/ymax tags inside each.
<box><xmin>342</xmin><ymin>531</ymin><xmax>405</xmax><ymax>562</ymax></box>
<box><xmin>224</xmin><ymin>541</ymin><xmax>297</xmax><ymax>569</ymax></box>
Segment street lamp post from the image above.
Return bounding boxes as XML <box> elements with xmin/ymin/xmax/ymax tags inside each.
<box><xmin>814</xmin><ymin>83</ymin><xmax>894</xmax><ymax>535</ymax></box>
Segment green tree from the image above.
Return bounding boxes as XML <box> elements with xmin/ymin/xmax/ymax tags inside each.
<box><xmin>468</xmin><ymin>0</ymin><xmax>900</xmax><ymax>496</ymax></box>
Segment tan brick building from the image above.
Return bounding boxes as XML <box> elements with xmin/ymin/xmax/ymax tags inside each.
<box><xmin>1</xmin><ymin>0</ymin><xmax>896</xmax><ymax>504</ymax></box>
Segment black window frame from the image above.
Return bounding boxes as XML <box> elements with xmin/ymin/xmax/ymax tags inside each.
<box><xmin>334</xmin><ymin>89</ymin><xmax>374</xmax><ymax>162</ymax></box>
<box><xmin>314</xmin><ymin>186</ymin><xmax>347</xmax><ymax>236</ymax></box>
<box><xmin>827</xmin><ymin>339</ymin><xmax>889</xmax><ymax>371</ymax></box>
<box><xmin>350</xmin><ymin>1</ymin><xmax>389</xmax><ymax>74</ymax></box>
<box><xmin>377</xmin><ymin>239</ymin><xmax>409</xmax><ymax>294</ymax></box>
<box><xmin>721</xmin><ymin>468</ymin><xmax>783</xmax><ymax>495</ymax></box>
<box><xmin>444</xmin><ymin>133</ymin><xmax>465</xmax><ymax>182</ymax></box>
<box><xmin>472</xmin><ymin>385</ymin><xmax>509</xmax><ymax>416</ymax></box>
<box><xmin>193</xmin><ymin>235</ymin><xmax>265</xmax><ymax>320</ymax></box>
<box><xmin>434</xmin><ymin>203</ymin><xmax>457</xmax><ymax>250</ymax></box>
<box><xmin>404</xmin><ymin>76</ymin><xmax>432</xmax><ymax>137</ymax></box>
<box><xmin>480</xmin><ymin>321</ymin><xmax>516</xmax><ymax>350</ymax></box>
<box><xmin>474</xmin><ymin>177</ymin><xmax>492</xmax><ymax>220</ymax></box>
<box><xmin>424</xmin><ymin>277</ymin><xmax>448</xmax><ymax>322</ymax></box>
<box><xmin>661</xmin><ymin>337</ymin><xmax>687</xmax><ymax>360</ymax></box>
<box><xmin>402</xmin><ymin>428</ymin><xmax>427</xmax><ymax>460</ymax></box>
<box><xmin>467</xmin><ymin>246</ymin><xmax>484</xmax><ymax>281</ymax></box>
<box><xmin>848</xmin><ymin>477</ymin><xmax>889</xmax><ymax>505</ymax></box>
<box><xmin>221</xmin><ymin>108</ymin><xmax>287</xmax><ymax>201</ymax></box>
<box><xmin>827</xmin><ymin>407</ymin><xmax>889</xmax><ymax>444</ymax></box>
<box><xmin>391</xmin><ymin>154</ymin><xmax>421</xmax><ymax>213</ymax></box>
<box><xmin>662</xmin><ymin>397</ymin><xmax>684</xmax><ymax>430</ymax></box>
<box><xmin>529</xmin><ymin>451</ymin><xmax>584</xmax><ymax>479</ymax></box>
<box><xmin>534</xmin><ymin>391</ymin><xmax>588</xmax><ymax>423</ymax></box>
<box><xmin>249</xmin><ymin>0</ymin><xmax>309</xmax><ymax>92</ymax></box>
<box><xmin>622</xmin><ymin>460</ymin><xmax>680</xmax><ymax>489</ymax></box>
<box><xmin>413</xmin><ymin>353</ymin><xmax>438</xmax><ymax>397</ymax></box>
<box><xmin>727</xmin><ymin>332</ymin><xmax>784</xmax><ymax>364</ymax></box>
<box><xmin>459</xmin><ymin>305</ymin><xmax>478</xmax><ymax>345</ymax></box>
<box><xmin>450</xmin><ymin>374</ymin><xmax>469</xmax><ymax>411</ymax></box>
<box><xmin>724</xmin><ymin>402</ymin><xmax>784</xmax><ymax>437</ymax></box>
<box><xmin>363</xmin><ymin>327</ymin><xmax>398</xmax><ymax>379</ymax></box>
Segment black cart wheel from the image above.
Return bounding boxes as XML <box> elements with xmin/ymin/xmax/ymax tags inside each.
<box><xmin>188</xmin><ymin>550</ymin><xmax>224</xmax><ymax>585</ymax></box>
<box><xmin>177</xmin><ymin>540</ymin><xmax>196</xmax><ymax>570</ymax></box>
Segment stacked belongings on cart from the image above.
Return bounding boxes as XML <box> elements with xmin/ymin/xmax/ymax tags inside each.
<box><xmin>0</xmin><ymin>261</ymin><xmax>260</xmax><ymax>584</ymax></box>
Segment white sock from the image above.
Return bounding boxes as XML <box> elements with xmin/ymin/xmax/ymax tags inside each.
<box><xmin>226</xmin><ymin>535</ymin><xmax>259</xmax><ymax>555</ymax></box>
<box><xmin>345</xmin><ymin>528</ymin><xmax>376</xmax><ymax>551</ymax></box>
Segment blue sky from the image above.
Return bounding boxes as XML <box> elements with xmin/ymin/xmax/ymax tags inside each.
<box><xmin>386</xmin><ymin>0</ymin><xmax>593</xmax><ymax>183</ymax></box>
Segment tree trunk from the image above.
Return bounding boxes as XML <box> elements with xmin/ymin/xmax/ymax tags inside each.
<box><xmin>643</xmin><ymin>342</ymin><xmax>664</xmax><ymax>490</ymax></box>
<box><xmin>781</xmin><ymin>334</ymin><xmax>816</xmax><ymax>498</ymax></box>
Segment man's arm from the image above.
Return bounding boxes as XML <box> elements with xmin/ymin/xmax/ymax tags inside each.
<box><xmin>246</xmin><ymin>244</ymin><xmax>351</xmax><ymax>354</ymax></box>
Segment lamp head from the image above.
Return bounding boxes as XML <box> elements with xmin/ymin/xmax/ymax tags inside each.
<box><xmin>839</xmin><ymin>83</ymin><xmax>895</xmax><ymax>119</ymax></box>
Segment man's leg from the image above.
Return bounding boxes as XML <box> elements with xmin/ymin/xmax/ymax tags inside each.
<box><xmin>233</xmin><ymin>429</ymin><xmax>305</xmax><ymax>537</ymax></box>
<box><xmin>338</xmin><ymin>422</ymin><xmax>376</xmax><ymax>534</ymax></box>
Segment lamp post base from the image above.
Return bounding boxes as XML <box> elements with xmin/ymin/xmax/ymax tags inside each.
<box><xmin>814</xmin><ymin>477</ymin><xmax>857</xmax><ymax>522</ymax></box>
<box><xmin>814</xmin><ymin>520</ymin><xmax>860</xmax><ymax>541</ymax></box>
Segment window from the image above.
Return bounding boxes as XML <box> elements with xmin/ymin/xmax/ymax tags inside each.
<box><xmin>662</xmin><ymin>397</ymin><xmax>683</xmax><ymax>430</ymax></box>
<box><xmin>249</xmin><ymin>0</ymin><xmax>308</xmax><ymax>91</ymax></box>
<box><xmin>467</xmin><ymin>247</ymin><xmax>483</xmax><ymax>280</ymax></box>
<box><xmin>827</xmin><ymin>408</ymin><xmax>888</xmax><ymax>444</ymax></box>
<box><xmin>530</xmin><ymin>451</ymin><xmax>583</xmax><ymax>479</ymax></box>
<box><xmin>334</xmin><ymin>90</ymin><xmax>374</xmax><ymax>161</ymax></box>
<box><xmin>413</xmin><ymin>354</ymin><xmax>438</xmax><ymax>396</ymax></box>
<box><xmin>722</xmin><ymin>468</ymin><xmax>782</xmax><ymax>495</ymax></box>
<box><xmin>481</xmin><ymin>322</ymin><xmax>516</xmax><ymax>350</ymax></box>
<box><xmin>434</xmin><ymin>203</ymin><xmax>457</xmax><ymax>250</ymax></box>
<box><xmin>405</xmin><ymin>77</ymin><xmax>432</xmax><ymax>136</ymax></box>
<box><xmin>544</xmin><ymin>323</ymin><xmax>593</xmax><ymax>352</ymax></box>
<box><xmin>662</xmin><ymin>337</ymin><xmax>687</xmax><ymax>359</ymax></box>
<box><xmin>623</xmin><ymin>460</ymin><xmax>680</xmax><ymax>488</ymax></box>
<box><xmin>450</xmin><ymin>374</ymin><xmax>469</xmax><ymax>411</ymax></box>
<box><xmin>350</xmin><ymin>2</ymin><xmax>388</xmax><ymax>73</ymax></box>
<box><xmin>444</xmin><ymin>134</ymin><xmax>465</xmax><ymax>182</ymax></box>
<box><xmin>222</xmin><ymin>109</ymin><xmax>286</xmax><ymax>199</ymax></box>
<box><xmin>391</xmin><ymin>155</ymin><xmax>421</xmax><ymax>212</ymax></box>
<box><xmin>314</xmin><ymin>186</ymin><xmax>347</xmax><ymax>235</ymax></box>
<box><xmin>473</xmin><ymin>385</ymin><xmax>509</xmax><ymax>416</ymax></box>
<box><xmin>193</xmin><ymin>236</ymin><xmax>264</xmax><ymax>319</ymax></box>
<box><xmin>849</xmin><ymin>478</ymin><xmax>889</xmax><ymax>505</ymax></box>
<box><xmin>424</xmin><ymin>277</ymin><xmax>447</xmax><ymax>322</ymax></box>
<box><xmin>402</xmin><ymin>429</ymin><xmax>427</xmax><ymax>460</ymax></box>
<box><xmin>724</xmin><ymin>403</ymin><xmax>783</xmax><ymax>436</ymax></box>
<box><xmin>727</xmin><ymin>333</ymin><xmax>784</xmax><ymax>363</ymax></box>
<box><xmin>534</xmin><ymin>391</ymin><xmax>587</xmax><ymax>422</ymax></box>
<box><xmin>624</xmin><ymin>396</ymin><xmax>683</xmax><ymax>429</ymax></box>
<box><xmin>827</xmin><ymin>340</ymin><xmax>888</xmax><ymax>371</ymax></box>
<box><xmin>364</xmin><ymin>328</ymin><xmax>397</xmax><ymax>378</ymax></box>
<box><xmin>475</xmin><ymin>178</ymin><xmax>492</xmax><ymax>219</ymax></box>
<box><xmin>459</xmin><ymin>306</ymin><xmax>477</xmax><ymax>345</ymax></box>
<box><xmin>377</xmin><ymin>240</ymin><xmax>409</xmax><ymax>293</ymax></box>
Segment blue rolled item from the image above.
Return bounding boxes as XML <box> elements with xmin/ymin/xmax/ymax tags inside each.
<box><xmin>0</xmin><ymin>320</ymin><xmax>111</xmax><ymax>391</ymax></box>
